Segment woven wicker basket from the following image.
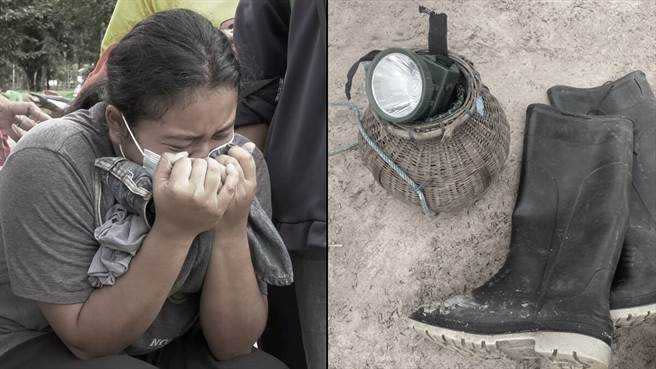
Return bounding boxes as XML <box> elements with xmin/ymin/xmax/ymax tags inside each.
<box><xmin>359</xmin><ymin>52</ymin><xmax>510</xmax><ymax>213</ymax></box>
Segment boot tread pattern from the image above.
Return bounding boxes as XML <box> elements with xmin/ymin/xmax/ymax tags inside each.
<box><xmin>413</xmin><ymin>320</ymin><xmax>609</xmax><ymax>369</ymax></box>
<box><xmin>611</xmin><ymin>305</ymin><xmax>656</xmax><ymax>327</ymax></box>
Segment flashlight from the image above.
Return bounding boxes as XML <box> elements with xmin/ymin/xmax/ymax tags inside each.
<box><xmin>365</xmin><ymin>48</ymin><xmax>461</xmax><ymax>124</ymax></box>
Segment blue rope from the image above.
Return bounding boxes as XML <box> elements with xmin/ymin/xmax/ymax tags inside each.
<box><xmin>330</xmin><ymin>101</ymin><xmax>437</xmax><ymax>216</ymax></box>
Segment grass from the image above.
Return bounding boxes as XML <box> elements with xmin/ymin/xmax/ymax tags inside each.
<box><xmin>2</xmin><ymin>89</ymin><xmax>76</xmax><ymax>101</ymax></box>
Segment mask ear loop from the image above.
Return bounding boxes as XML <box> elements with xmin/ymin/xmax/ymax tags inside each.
<box><xmin>223</xmin><ymin>132</ymin><xmax>235</xmax><ymax>149</ymax></box>
<box><xmin>121</xmin><ymin>114</ymin><xmax>145</xmax><ymax>157</ymax></box>
<box><xmin>208</xmin><ymin>132</ymin><xmax>236</xmax><ymax>158</ymax></box>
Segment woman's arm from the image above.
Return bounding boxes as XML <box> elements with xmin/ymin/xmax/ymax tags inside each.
<box><xmin>39</xmin><ymin>155</ymin><xmax>238</xmax><ymax>359</ymax></box>
<box><xmin>200</xmin><ymin>227</ymin><xmax>268</xmax><ymax>360</ymax></box>
<box><xmin>39</xmin><ymin>224</ymin><xmax>195</xmax><ymax>359</ymax></box>
<box><xmin>200</xmin><ymin>143</ymin><xmax>268</xmax><ymax>360</ymax></box>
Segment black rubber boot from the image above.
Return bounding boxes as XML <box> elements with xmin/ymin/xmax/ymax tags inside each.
<box><xmin>410</xmin><ymin>104</ymin><xmax>633</xmax><ymax>369</ymax></box>
<box><xmin>548</xmin><ymin>71</ymin><xmax>656</xmax><ymax>327</ymax></box>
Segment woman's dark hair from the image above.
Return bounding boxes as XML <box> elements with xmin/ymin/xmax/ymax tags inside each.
<box><xmin>68</xmin><ymin>9</ymin><xmax>239</xmax><ymax>124</ymax></box>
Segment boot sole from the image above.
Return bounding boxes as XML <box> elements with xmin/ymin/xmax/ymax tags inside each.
<box><xmin>411</xmin><ymin>319</ymin><xmax>611</xmax><ymax>369</ymax></box>
<box><xmin>611</xmin><ymin>302</ymin><xmax>656</xmax><ymax>327</ymax></box>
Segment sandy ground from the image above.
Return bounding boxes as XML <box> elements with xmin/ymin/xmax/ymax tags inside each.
<box><xmin>327</xmin><ymin>1</ymin><xmax>656</xmax><ymax>368</ymax></box>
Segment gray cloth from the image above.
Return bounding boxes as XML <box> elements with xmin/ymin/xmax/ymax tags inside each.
<box><xmin>87</xmin><ymin>154</ymin><xmax>294</xmax><ymax>294</ymax></box>
<box><xmin>0</xmin><ymin>102</ymin><xmax>289</xmax><ymax>359</ymax></box>
<box><xmin>88</xmin><ymin>204</ymin><xmax>149</xmax><ymax>288</ymax></box>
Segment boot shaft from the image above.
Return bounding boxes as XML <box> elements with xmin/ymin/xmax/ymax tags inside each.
<box><xmin>483</xmin><ymin>105</ymin><xmax>632</xmax><ymax>326</ymax></box>
<box><xmin>547</xmin><ymin>71</ymin><xmax>655</xmax><ymax>118</ymax></box>
<box><xmin>548</xmin><ymin>72</ymin><xmax>656</xmax><ymax>312</ymax></box>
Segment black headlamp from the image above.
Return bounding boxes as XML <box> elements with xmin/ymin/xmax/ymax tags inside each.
<box><xmin>365</xmin><ymin>47</ymin><xmax>460</xmax><ymax>124</ymax></box>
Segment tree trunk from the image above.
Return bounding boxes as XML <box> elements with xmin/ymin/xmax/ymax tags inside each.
<box><xmin>45</xmin><ymin>65</ymin><xmax>50</xmax><ymax>91</ymax></box>
<box><xmin>35</xmin><ymin>66</ymin><xmax>44</xmax><ymax>91</ymax></box>
<box><xmin>23</xmin><ymin>65</ymin><xmax>36</xmax><ymax>91</ymax></box>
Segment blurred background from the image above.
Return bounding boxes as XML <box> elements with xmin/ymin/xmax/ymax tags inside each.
<box><xmin>0</xmin><ymin>0</ymin><xmax>116</xmax><ymax>101</ymax></box>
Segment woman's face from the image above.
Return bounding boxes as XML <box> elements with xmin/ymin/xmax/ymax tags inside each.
<box><xmin>107</xmin><ymin>87</ymin><xmax>237</xmax><ymax>164</ymax></box>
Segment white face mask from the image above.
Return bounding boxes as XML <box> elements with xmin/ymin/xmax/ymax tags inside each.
<box><xmin>120</xmin><ymin>114</ymin><xmax>234</xmax><ymax>176</ymax></box>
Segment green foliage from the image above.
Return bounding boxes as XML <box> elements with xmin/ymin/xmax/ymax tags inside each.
<box><xmin>2</xmin><ymin>90</ymin><xmax>24</xmax><ymax>102</ymax></box>
<box><xmin>0</xmin><ymin>0</ymin><xmax>116</xmax><ymax>90</ymax></box>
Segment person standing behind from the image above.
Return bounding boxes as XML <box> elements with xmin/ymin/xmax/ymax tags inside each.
<box><xmin>80</xmin><ymin>0</ymin><xmax>238</xmax><ymax>95</ymax></box>
<box><xmin>0</xmin><ymin>95</ymin><xmax>51</xmax><ymax>166</ymax></box>
<box><xmin>234</xmin><ymin>1</ymin><xmax>327</xmax><ymax>369</ymax></box>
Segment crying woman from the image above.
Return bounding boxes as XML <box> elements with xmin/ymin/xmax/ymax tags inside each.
<box><xmin>0</xmin><ymin>9</ymin><xmax>292</xmax><ymax>369</ymax></box>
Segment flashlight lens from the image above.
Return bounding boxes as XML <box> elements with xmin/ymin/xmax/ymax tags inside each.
<box><xmin>371</xmin><ymin>53</ymin><xmax>423</xmax><ymax>119</ymax></box>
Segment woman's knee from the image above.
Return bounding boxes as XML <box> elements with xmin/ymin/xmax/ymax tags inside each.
<box><xmin>216</xmin><ymin>349</ymin><xmax>289</xmax><ymax>369</ymax></box>
<box><xmin>252</xmin><ymin>350</ymin><xmax>289</xmax><ymax>369</ymax></box>
<box><xmin>89</xmin><ymin>354</ymin><xmax>159</xmax><ymax>369</ymax></box>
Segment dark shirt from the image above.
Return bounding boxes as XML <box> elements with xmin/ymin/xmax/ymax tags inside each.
<box><xmin>234</xmin><ymin>0</ymin><xmax>327</xmax><ymax>251</ymax></box>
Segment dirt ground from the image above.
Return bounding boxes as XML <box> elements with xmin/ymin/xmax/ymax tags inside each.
<box><xmin>327</xmin><ymin>1</ymin><xmax>656</xmax><ymax>368</ymax></box>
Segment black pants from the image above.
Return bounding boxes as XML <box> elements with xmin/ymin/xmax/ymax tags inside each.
<box><xmin>1</xmin><ymin>324</ymin><xmax>288</xmax><ymax>369</ymax></box>
<box><xmin>260</xmin><ymin>248</ymin><xmax>327</xmax><ymax>369</ymax></box>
